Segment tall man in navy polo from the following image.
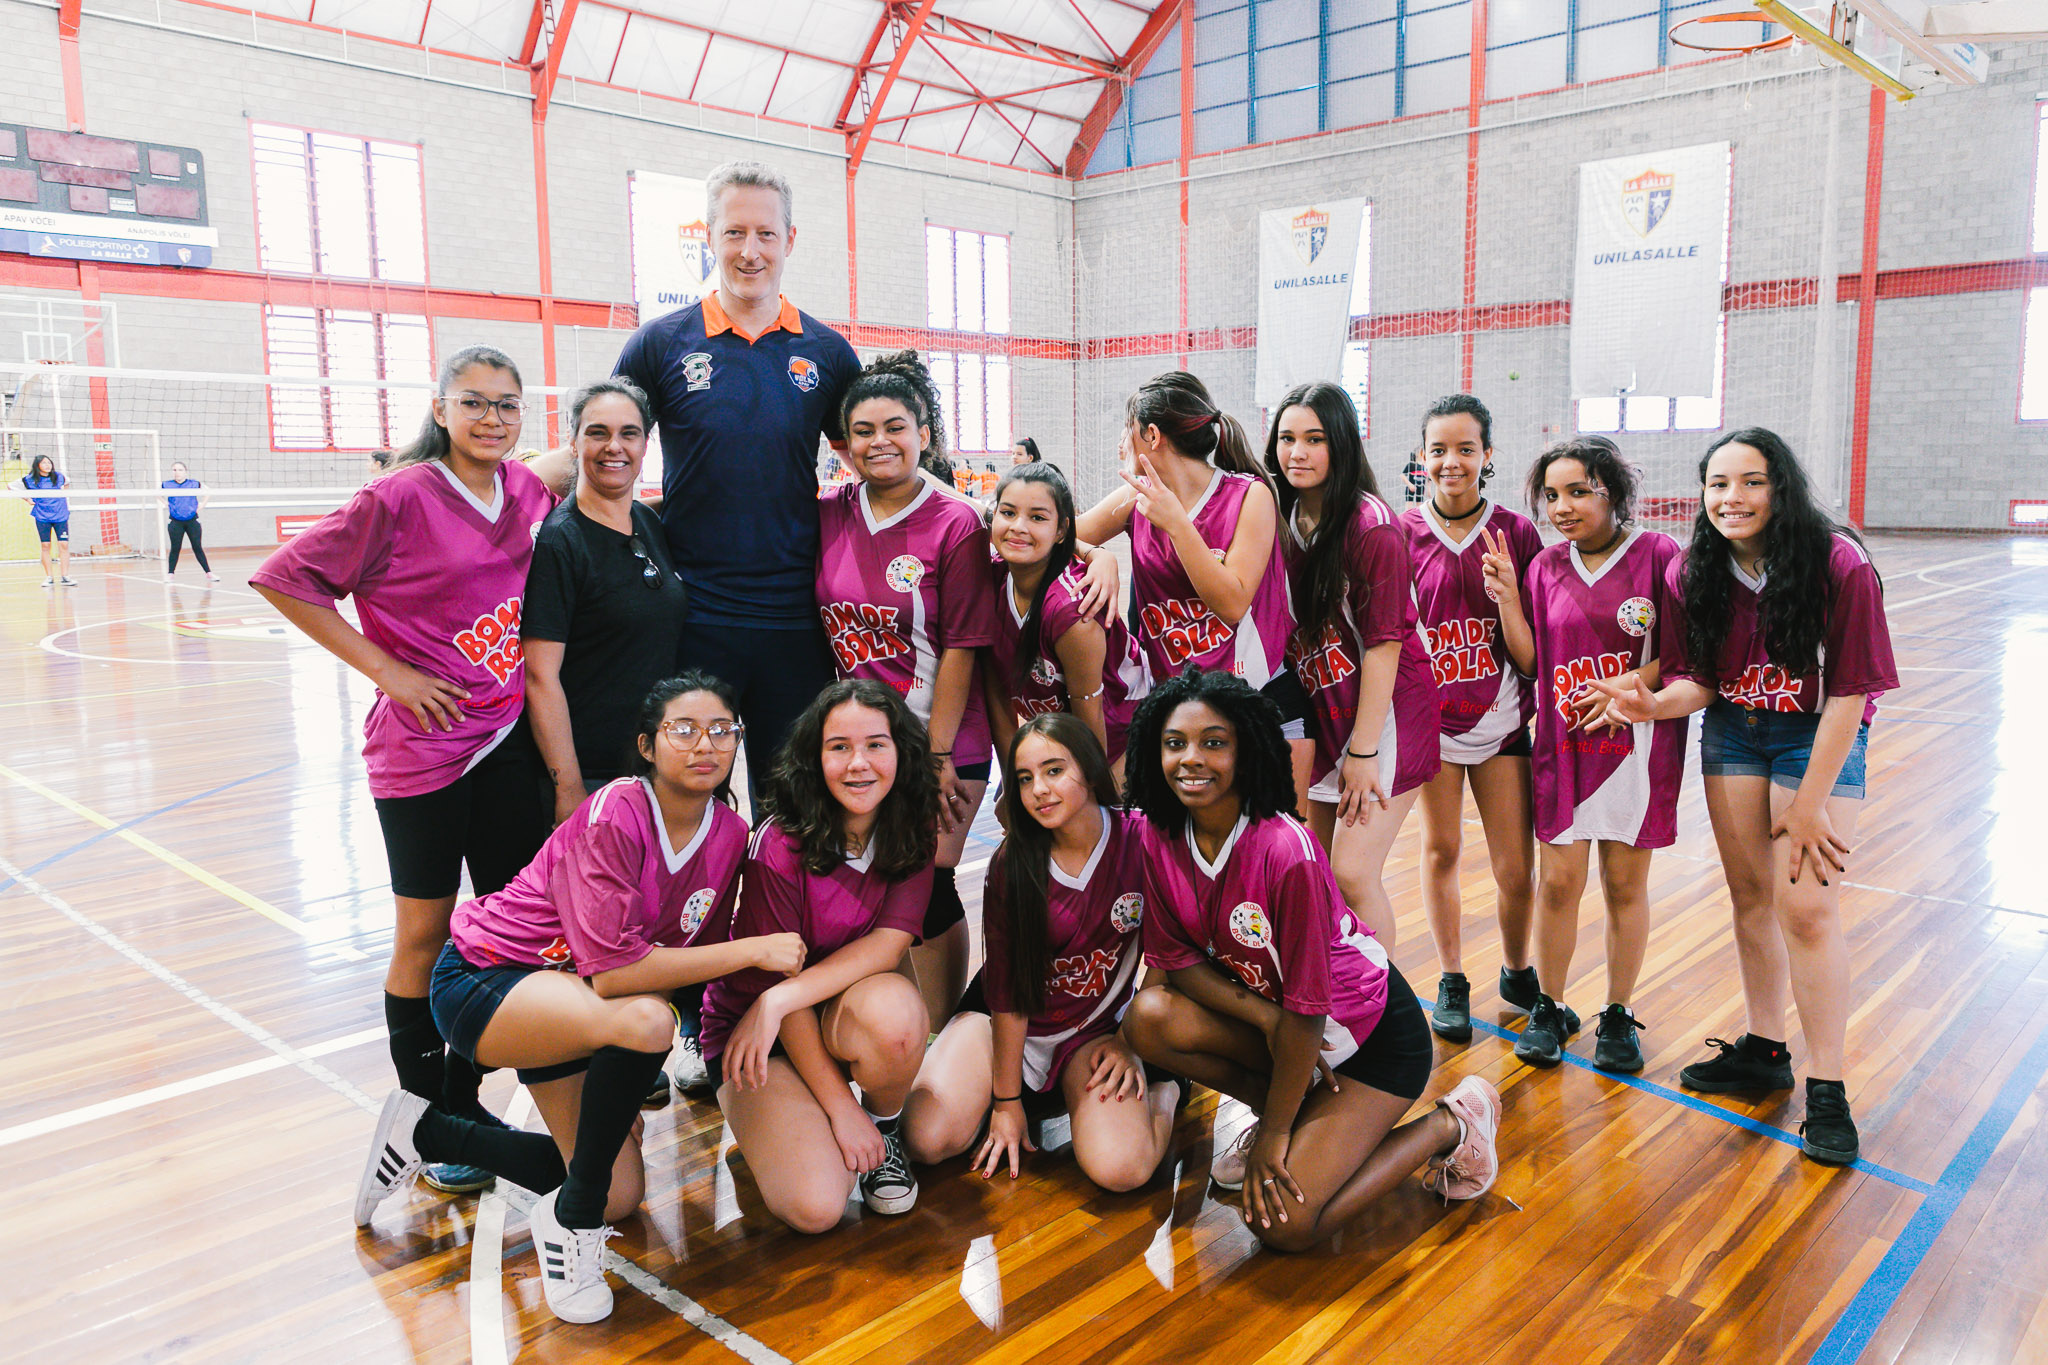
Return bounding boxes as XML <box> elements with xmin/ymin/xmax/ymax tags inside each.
<box><xmin>615</xmin><ymin>161</ymin><xmax>861</xmax><ymax>786</ymax></box>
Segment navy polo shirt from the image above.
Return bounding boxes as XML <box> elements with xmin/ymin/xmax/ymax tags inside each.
<box><xmin>615</xmin><ymin>293</ymin><xmax>861</xmax><ymax>628</ymax></box>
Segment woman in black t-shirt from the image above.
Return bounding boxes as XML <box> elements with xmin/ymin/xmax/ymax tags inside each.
<box><xmin>525</xmin><ymin>379</ymin><xmax>691</xmax><ymax>824</ymax></box>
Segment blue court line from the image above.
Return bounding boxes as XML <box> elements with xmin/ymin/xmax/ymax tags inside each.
<box><xmin>0</xmin><ymin>761</ymin><xmax>298</xmax><ymax>900</ymax></box>
<box><xmin>1807</xmin><ymin>1020</ymin><xmax>2048</xmax><ymax>1365</ymax></box>
<box><xmin>1469</xmin><ymin>1019</ymin><xmax>1934</xmax><ymax>1195</ymax></box>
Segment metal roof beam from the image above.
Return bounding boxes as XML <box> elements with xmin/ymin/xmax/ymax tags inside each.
<box><xmin>916</xmin><ymin>29</ymin><xmax>1058</xmax><ymax>170</ymax></box>
<box><xmin>873</xmin><ymin>77</ymin><xmax>1097</xmax><ymax>128</ymax></box>
<box><xmin>531</xmin><ymin>0</ymin><xmax>582</xmax><ymax>117</ymax></box>
<box><xmin>920</xmin><ymin>13</ymin><xmax>1121</xmax><ymax>79</ymax></box>
<box><xmin>1063</xmin><ymin>0</ymin><xmax>1185</xmax><ymax>177</ymax></box>
<box><xmin>836</xmin><ymin>3</ymin><xmax>897</xmax><ymax>127</ymax></box>
<box><xmin>847</xmin><ymin>0</ymin><xmax>939</xmax><ymax>171</ymax></box>
<box><xmin>518</xmin><ymin>0</ymin><xmax>547</xmax><ymax>63</ymax></box>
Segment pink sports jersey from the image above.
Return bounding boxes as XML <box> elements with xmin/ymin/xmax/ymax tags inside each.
<box><xmin>817</xmin><ymin>473</ymin><xmax>998</xmax><ymax>769</ymax></box>
<box><xmin>698</xmin><ymin>819</ymin><xmax>935</xmax><ymax>1061</ymax></box>
<box><xmin>981</xmin><ymin>808</ymin><xmax>1148</xmax><ymax>1092</ymax></box>
<box><xmin>986</xmin><ymin>561</ymin><xmax>1150</xmax><ymax>762</ymax></box>
<box><xmin>1402</xmin><ymin>500</ymin><xmax>1544</xmax><ymax>763</ymax></box>
<box><xmin>1662</xmin><ymin>534</ymin><xmax>1898</xmax><ymax>726</ymax></box>
<box><xmin>1524</xmin><ymin>528</ymin><xmax>1687</xmax><ymax>848</ymax></box>
<box><xmin>449</xmin><ymin>778</ymin><xmax>747</xmax><ymax>976</ymax></box>
<box><xmin>1137</xmin><ymin>813</ymin><xmax>1391</xmax><ymax>1061</ymax></box>
<box><xmin>1282</xmin><ymin>493</ymin><xmax>1440</xmax><ymax>796</ymax></box>
<box><xmin>1129</xmin><ymin>469</ymin><xmax>1294</xmax><ymax>686</ymax></box>
<box><xmin>251</xmin><ymin>459</ymin><xmax>557</xmax><ymax>799</ymax></box>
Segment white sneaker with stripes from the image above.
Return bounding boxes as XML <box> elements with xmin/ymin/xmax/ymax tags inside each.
<box><xmin>353</xmin><ymin>1089</ymin><xmax>429</xmax><ymax>1226</ymax></box>
<box><xmin>530</xmin><ymin>1191</ymin><xmax>619</xmax><ymax>1324</ymax></box>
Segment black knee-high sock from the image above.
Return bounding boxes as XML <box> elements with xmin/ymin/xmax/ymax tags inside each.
<box><xmin>923</xmin><ymin>865</ymin><xmax>963</xmax><ymax>938</ymax></box>
<box><xmin>385</xmin><ymin>992</ymin><xmax>446</xmax><ymax>1101</ymax></box>
<box><xmin>554</xmin><ymin>1046</ymin><xmax>668</xmax><ymax>1229</ymax></box>
<box><xmin>442</xmin><ymin>1049</ymin><xmax>505</xmax><ymax>1127</ymax></box>
<box><xmin>414</xmin><ymin>1108</ymin><xmax>566</xmax><ymax>1194</ymax></box>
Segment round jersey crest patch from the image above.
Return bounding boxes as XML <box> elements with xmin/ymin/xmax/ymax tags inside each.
<box><xmin>1110</xmin><ymin>892</ymin><xmax>1144</xmax><ymax>934</ymax></box>
<box><xmin>1616</xmin><ymin>596</ymin><xmax>1655</xmax><ymax>637</ymax></box>
<box><xmin>679</xmin><ymin>887</ymin><xmax>717</xmax><ymax>937</ymax></box>
<box><xmin>1029</xmin><ymin>655</ymin><xmax>1062</xmax><ymax>687</ymax></box>
<box><xmin>1228</xmin><ymin>901</ymin><xmax>1271</xmax><ymax>951</ymax></box>
<box><xmin>885</xmin><ymin>555</ymin><xmax>925</xmax><ymax>593</ymax></box>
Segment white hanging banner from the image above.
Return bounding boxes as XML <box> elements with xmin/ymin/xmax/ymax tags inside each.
<box><xmin>1255</xmin><ymin>198</ymin><xmax>1368</xmax><ymax>409</ymax></box>
<box><xmin>629</xmin><ymin>170</ymin><xmax>714</xmax><ymax>323</ymax></box>
<box><xmin>1570</xmin><ymin>141</ymin><xmax>1730</xmax><ymax>400</ymax></box>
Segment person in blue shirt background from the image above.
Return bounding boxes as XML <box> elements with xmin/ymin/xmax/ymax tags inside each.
<box><xmin>24</xmin><ymin>453</ymin><xmax>75</xmax><ymax>587</ymax></box>
<box><xmin>161</xmin><ymin>460</ymin><xmax>217</xmax><ymax>583</ymax></box>
<box><xmin>613</xmin><ymin>159</ymin><xmax>862</xmax><ymax>795</ymax></box>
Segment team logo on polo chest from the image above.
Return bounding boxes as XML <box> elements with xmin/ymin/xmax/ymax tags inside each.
<box><xmin>788</xmin><ymin>356</ymin><xmax>820</xmax><ymax>392</ymax></box>
<box><xmin>682</xmin><ymin>352</ymin><xmax>713</xmax><ymax>392</ymax></box>
<box><xmin>1616</xmin><ymin>596</ymin><xmax>1655</xmax><ymax>637</ymax></box>
<box><xmin>885</xmin><ymin>555</ymin><xmax>925</xmax><ymax>593</ymax></box>
<box><xmin>1228</xmin><ymin>902</ymin><xmax>1271</xmax><ymax>950</ymax></box>
<box><xmin>679</xmin><ymin>887</ymin><xmax>716</xmax><ymax>936</ymax></box>
<box><xmin>1110</xmin><ymin>892</ymin><xmax>1144</xmax><ymax>934</ymax></box>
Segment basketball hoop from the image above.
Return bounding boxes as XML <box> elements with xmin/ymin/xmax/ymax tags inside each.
<box><xmin>1667</xmin><ymin>10</ymin><xmax>1797</xmax><ymax>54</ymax></box>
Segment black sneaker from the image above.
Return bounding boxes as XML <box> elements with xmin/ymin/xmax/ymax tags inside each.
<box><xmin>1430</xmin><ymin>972</ymin><xmax>1472</xmax><ymax>1042</ymax></box>
<box><xmin>1800</xmin><ymin>1079</ymin><xmax>1859</xmax><ymax>1166</ymax></box>
<box><xmin>1513</xmin><ymin>996</ymin><xmax>1581</xmax><ymax>1068</ymax></box>
<box><xmin>642</xmin><ymin>1069</ymin><xmax>673</xmax><ymax>1109</ymax></box>
<box><xmin>1499</xmin><ymin>965</ymin><xmax>1540</xmax><ymax>1014</ymax></box>
<box><xmin>1677</xmin><ymin>1036</ymin><xmax>1795</xmax><ymax>1094</ymax></box>
<box><xmin>1591</xmin><ymin>1004</ymin><xmax>1646</xmax><ymax>1073</ymax></box>
<box><xmin>860</xmin><ymin>1117</ymin><xmax>918</xmax><ymax>1214</ymax></box>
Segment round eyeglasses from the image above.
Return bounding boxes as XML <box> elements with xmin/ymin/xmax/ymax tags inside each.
<box><xmin>659</xmin><ymin>719</ymin><xmax>745</xmax><ymax>750</ymax></box>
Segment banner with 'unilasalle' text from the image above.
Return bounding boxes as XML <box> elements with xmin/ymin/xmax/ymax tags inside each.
<box><xmin>1255</xmin><ymin>199</ymin><xmax>1368</xmax><ymax>409</ymax></box>
<box><xmin>630</xmin><ymin>170</ymin><xmax>714</xmax><ymax>324</ymax></box>
<box><xmin>1570</xmin><ymin>141</ymin><xmax>1730</xmax><ymax>400</ymax></box>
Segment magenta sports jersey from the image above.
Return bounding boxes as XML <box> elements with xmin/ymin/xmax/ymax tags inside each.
<box><xmin>1130</xmin><ymin>469</ymin><xmax>1294</xmax><ymax>686</ymax></box>
<box><xmin>1138</xmin><ymin>813</ymin><xmax>1391</xmax><ymax>1061</ymax></box>
<box><xmin>817</xmin><ymin>473</ymin><xmax>997</xmax><ymax>770</ymax></box>
<box><xmin>698</xmin><ymin>819</ymin><xmax>935</xmax><ymax>1061</ymax></box>
<box><xmin>981</xmin><ymin>809</ymin><xmax>1148</xmax><ymax>1092</ymax></box>
<box><xmin>987</xmin><ymin>561</ymin><xmax>1150</xmax><ymax>762</ymax></box>
<box><xmin>1662</xmin><ymin>533</ymin><xmax>1898</xmax><ymax>727</ymax></box>
<box><xmin>449</xmin><ymin>778</ymin><xmax>747</xmax><ymax>977</ymax></box>
<box><xmin>1524</xmin><ymin>527</ymin><xmax>1687</xmax><ymax>848</ymax></box>
<box><xmin>1402</xmin><ymin>501</ymin><xmax>1544</xmax><ymax>763</ymax></box>
<box><xmin>1282</xmin><ymin>493</ymin><xmax>1440</xmax><ymax>796</ymax></box>
<box><xmin>251</xmin><ymin>460</ymin><xmax>557</xmax><ymax>799</ymax></box>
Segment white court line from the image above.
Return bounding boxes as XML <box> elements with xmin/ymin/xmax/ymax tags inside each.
<box><xmin>1888</xmin><ymin>565</ymin><xmax>2044</xmax><ymax>612</ymax></box>
<box><xmin>111</xmin><ymin>572</ymin><xmax>270</xmax><ymax>600</ymax></box>
<box><xmin>0</xmin><ymin>1025</ymin><xmax>386</xmax><ymax>1149</ymax></box>
<box><xmin>38</xmin><ymin>607</ymin><xmax>300</xmax><ymax>665</ymax></box>
<box><xmin>469</xmin><ymin>1087</ymin><xmax>536</xmax><ymax>1365</ymax></box>
<box><xmin>603</xmin><ymin>1256</ymin><xmax>792</xmax><ymax>1365</ymax></box>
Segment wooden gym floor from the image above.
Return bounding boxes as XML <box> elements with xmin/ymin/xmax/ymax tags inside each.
<box><xmin>3</xmin><ymin>532</ymin><xmax>2046</xmax><ymax>1364</ymax></box>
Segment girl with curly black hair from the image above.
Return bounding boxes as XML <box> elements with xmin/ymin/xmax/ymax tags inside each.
<box><xmin>1121</xmin><ymin>668</ymin><xmax>1502</xmax><ymax>1252</ymax></box>
<box><xmin>1580</xmin><ymin>428</ymin><xmax>1896</xmax><ymax>1166</ymax></box>
<box><xmin>700</xmin><ymin>678</ymin><xmax>943</xmax><ymax>1228</ymax></box>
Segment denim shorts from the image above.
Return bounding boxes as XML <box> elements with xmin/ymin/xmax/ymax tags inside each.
<box><xmin>1698</xmin><ymin>699</ymin><xmax>1869</xmax><ymax>799</ymax></box>
<box><xmin>429</xmin><ymin>940</ymin><xmax>590</xmax><ymax>1084</ymax></box>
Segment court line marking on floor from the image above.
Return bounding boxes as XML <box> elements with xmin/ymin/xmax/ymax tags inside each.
<box><xmin>469</xmin><ymin>1087</ymin><xmax>535</xmax><ymax>1365</ymax></box>
<box><xmin>1467</xmin><ymin>1020</ymin><xmax>1934</xmax><ymax>1195</ymax></box>
<box><xmin>1808</xmin><ymin>1019</ymin><xmax>2048</xmax><ymax>1365</ymax></box>
<box><xmin>1888</xmin><ymin>565</ymin><xmax>2044</xmax><ymax>611</ymax></box>
<box><xmin>37</xmin><ymin>605</ymin><xmax>304</xmax><ymax>666</ymax></box>
<box><xmin>0</xmin><ymin>758</ymin><xmax>366</xmax><ymax>958</ymax></box>
<box><xmin>0</xmin><ymin>1025</ymin><xmax>386</xmax><ymax>1150</ymax></box>
<box><xmin>0</xmin><ymin>673</ymin><xmax>289</xmax><ymax>710</ymax></box>
<box><xmin>0</xmin><ymin>850</ymin><xmax>381</xmax><ymax>1118</ymax></box>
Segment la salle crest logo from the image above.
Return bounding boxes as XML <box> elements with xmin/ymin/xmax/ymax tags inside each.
<box><xmin>1621</xmin><ymin>168</ymin><xmax>1673</xmax><ymax>238</ymax></box>
<box><xmin>1291</xmin><ymin>206</ymin><xmax>1329</xmax><ymax>266</ymax></box>
<box><xmin>677</xmin><ymin>218</ymin><xmax>714</xmax><ymax>287</ymax></box>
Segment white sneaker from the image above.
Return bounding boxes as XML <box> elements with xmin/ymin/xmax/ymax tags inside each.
<box><xmin>530</xmin><ymin>1191</ymin><xmax>618</xmax><ymax>1324</ymax></box>
<box><xmin>859</xmin><ymin>1118</ymin><xmax>918</xmax><ymax>1215</ymax></box>
<box><xmin>672</xmin><ymin>1035</ymin><xmax>711</xmax><ymax>1092</ymax></box>
<box><xmin>354</xmin><ymin>1089</ymin><xmax>430</xmax><ymax>1226</ymax></box>
<box><xmin>164</xmin><ymin>573</ymin><xmax>177</xmax><ymax>583</ymax></box>
<box><xmin>206</xmin><ymin>572</ymin><xmax>220</xmax><ymax>582</ymax></box>
<box><xmin>59</xmin><ymin>576</ymin><xmax>77</xmax><ymax>586</ymax></box>
<box><xmin>1210</xmin><ymin>1120</ymin><xmax>1260</xmax><ymax>1192</ymax></box>
<box><xmin>41</xmin><ymin>577</ymin><xmax>52</xmax><ymax>588</ymax></box>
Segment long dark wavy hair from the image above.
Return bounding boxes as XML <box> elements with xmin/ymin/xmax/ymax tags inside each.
<box><xmin>841</xmin><ymin>348</ymin><xmax>949</xmax><ymax>466</ymax></box>
<box><xmin>627</xmin><ymin>671</ymin><xmax>742</xmax><ymax>805</ymax></box>
<box><xmin>1126</xmin><ymin>371</ymin><xmax>1260</xmax><ymax>476</ymax></box>
<box><xmin>1682</xmin><ymin>427</ymin><xmax>1871</xmax><ymax>681</ymax></box>
<box><xmin>1125</xmin><ymin>668</ymin><xmax>1294</xmax><ymax>838</ymax></box>
<box><xmin>1525</xmin><ymin>434</ymin><xmax>1638</xmax><ymax>525</ymax></box>
<box><xmin>991</xmin><ymin>461</ymin><xmax>1079</xmax><ymax>694</ymax></box>
<box><xmin>1263</xmin><ymin>381</ymin><xmax>1380</xmax><ymax>649</ymax></box>
<box><xmin>393</xmin><ymin>345</ymin><xmax>523</xmax><ymax>470</ymax></box>
<box><xmin>762</xmin><ymin>678</ymin><xmax>940</xmax><ymax>878</ymax></box>
<box><xmin>993</xmin><ymin>714</ymin><xmax>1120</xmax><ymax>1017</ymax></box>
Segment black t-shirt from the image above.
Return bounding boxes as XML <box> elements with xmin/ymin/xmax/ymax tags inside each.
<box><xmin>524</xmin><ymin>497</ymin><xmax>690</xmax><ymax>781</ymax></box>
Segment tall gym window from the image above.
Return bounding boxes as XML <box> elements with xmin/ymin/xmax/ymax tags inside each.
<box><xmin>264</xmin><ymin>306</ymin><xmax>432</xmax><ymax>452</ymax></box>
<box><xmin>926</xmin><ymin>225</ymin><xmax>1013</xmax><ymax>455</ymax></box>
<box><xmin>2019</xmin><ymin>103</ymin><xmax>2048</xmax><ymax>421</ymax></box>
<box><xmin>251</xmin><ymin>123</ymin><xmax>427</xmax><ymax>282</ymax></box>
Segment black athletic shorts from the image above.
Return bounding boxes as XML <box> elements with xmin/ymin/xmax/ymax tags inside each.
<box><xmin>1260</xmin><ymin>669</ymin><xmax>1311</xmax><ymax>742</ymax></box>
<box><xmin>372</xmin><ymin>722</ymin><xmax>551</xmax><ymax>900</ymax></box>
<box><xmin>1333</xmin><ymin>961</ymin><xmax>1433</xmax><ymax>1101</ymax></box>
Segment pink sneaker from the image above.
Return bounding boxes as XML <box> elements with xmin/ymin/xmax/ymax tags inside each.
<box><xmin>1423</xmin><ymin>1075</ymin><xmax>1501</xmax><ymax>1202</ymax></box>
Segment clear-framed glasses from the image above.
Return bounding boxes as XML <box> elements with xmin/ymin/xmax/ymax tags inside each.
<box><xmin>447</xmin><ymin>394</ymin><xmax>526</xmax><ymax>421</ymax></box>
<box><xmin>627</xmin><ymin>536</ymin><xmax>663</xmax><ymax>588</ymax></box>
<box><xmin>659</xmin><ymin>718</ymin><xmax>745</xmax><ymax>750</ymax></box>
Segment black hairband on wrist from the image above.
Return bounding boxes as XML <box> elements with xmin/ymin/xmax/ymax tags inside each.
<box><xmin>1346</xmin><ymin>747</ymin><xmax>1379</xmax><ymax>760</ymax></box>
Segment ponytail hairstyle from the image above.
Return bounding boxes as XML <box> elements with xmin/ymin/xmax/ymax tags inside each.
<box><xmin>994</xmin><ymin>714</ymin><xmax>1120</xmax><ymax>1017</ymax></box>
<box><xmin>1013</xmin><ymin>436</ymin><xmax>1042</xmax><ymax>461</ymax></box>
<box><xmin>1683</xmin><ymin>426</ymin><xmax>1869</xmax><ymax>682</ymax></box>
<box><xmin>991</xmin><ymin>461</ymin><xmax>1080</xmax><ymax>694</ymax></box>
<box><xmin>1263</xmin><ymin>381</ymin><xmax>1380</xmax><ymax>649</ymax></box>
<box><xmin>392</xmin><ymin>345</ymin><xmax>523</xmax><ymax>470</ymax></box>
<box><xmin>1419</xmin><ymin>392</ymin><xmax>1496</xmax><ymax>489</ymax></box>
<box><xmin>763</xmin><ymin>678</ymin><xmax>941</xmax><ymax>878</ymax></box>
<box><xmin>1125</xmin><ymin>371</ymin><xmax>1259</xmax><ymax>476</ymax></box>
<box><xmin>840</xmin><ymin>348</ymin><xmax>949</xmax><ymax>467</ymax></box>
<box><xmin>1524</xmin><ymin>434</ymin><xmax>1638</xmax><ymax>525</ymax></box>
<box><xmin>626</xmin><ymin>671</ymin><xmax>743</xmax><ymax>805</ymax></box>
